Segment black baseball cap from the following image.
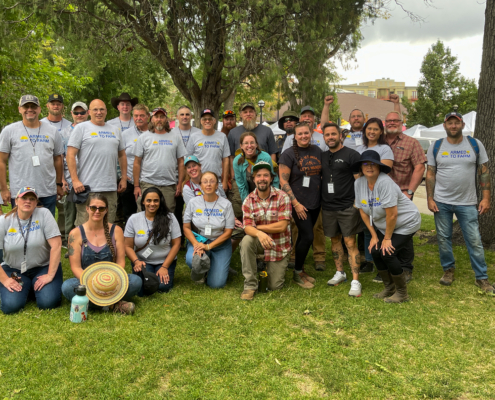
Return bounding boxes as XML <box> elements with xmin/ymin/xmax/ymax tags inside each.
<box><xmin>444</xmin><ymin>112</ymin><xmax>463</xmax><ymax>122</ymax></box>
<box><xmin>48</xmin><ymin>94</ymin><xmax>64</xmax><ymax>103</ymax></box>
<box><xmin>200</xmin><ymin>109</ymin><xmax>215</xmax><ymax>118</ymax></box>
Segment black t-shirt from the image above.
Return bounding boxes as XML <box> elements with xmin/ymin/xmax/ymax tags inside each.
<box><xmin>279</xmin><ymin>145</ymin><xmax>322</xmax><ymax>209</ymax></box>
<box><xmin>321</xmin><ymin>146</ymin><xmax>361</xmax><ymax>211</ymax></box>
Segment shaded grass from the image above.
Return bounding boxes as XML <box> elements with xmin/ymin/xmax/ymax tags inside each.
<box><xmin>1</xmin><ymin>214</ymin><xmax>495</xmax><ymax>399</ymax></box>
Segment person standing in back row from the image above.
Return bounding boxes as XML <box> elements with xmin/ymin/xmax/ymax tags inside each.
<box><xmin>426</xmin><ymin>111</ymin><xmax>494</xmax><ymax>294</ymax></box>
<box><xmin>107</xmin><ymin>92</ymin><xmax>138</xmax><ymax>133</ymax></box>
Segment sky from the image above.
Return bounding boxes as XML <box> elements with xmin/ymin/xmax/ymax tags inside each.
<box><xmin>335</xmin><ymin>0</ymin><xmax>486</xmax><ymax>86</ymax></box>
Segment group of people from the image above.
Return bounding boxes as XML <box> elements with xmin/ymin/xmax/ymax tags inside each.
<box><xmin>0</xmin><ymin>90</ymin><xmax>492</xmax><ymax>315</ymax></box>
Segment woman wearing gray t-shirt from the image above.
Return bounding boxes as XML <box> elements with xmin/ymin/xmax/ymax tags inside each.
<box><xmin>0</xmin><ymin>187</ymin><xmax>62</xmax><ymax>314</ymax></box>
<box><xmin>352</xmin><ymin>150</ymin><xmax>421</xmax><ymax>304</ymax></box>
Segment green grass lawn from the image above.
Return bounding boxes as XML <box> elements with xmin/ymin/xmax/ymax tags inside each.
<box><xmin>1</xmin><ymin>214</ymin><xmax>495</xmax><ymax>399</ymax></box>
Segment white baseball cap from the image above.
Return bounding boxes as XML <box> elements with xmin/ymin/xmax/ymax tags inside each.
<box><xmin>71</xmin><ymin>101</ymin><xmax>88</xmax><ymax>111</ymax></box>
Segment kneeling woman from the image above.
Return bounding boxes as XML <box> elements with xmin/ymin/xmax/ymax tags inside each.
<box><xmin>0</xmin><ymin>187</ymin><xmax>62</xmax><ymax>314</ymax></box>
<box><xmin>353</xmin><ymin>150</ymin><xmax>421</xmax><ymax>303</ymax></box>
<box><xmin>125</xmin><ymin>187</ymin><xmax>182</xmax><ymax>294</ymax></box>
<box><xmin>183</xmin><ymin>171</ymin><xmax>235</xmax><ymax>288</ymax></box>
<box><xmin>62</xmin><ymin>193</ymin><xmax>142</xmax><ymax>314</ymax></box>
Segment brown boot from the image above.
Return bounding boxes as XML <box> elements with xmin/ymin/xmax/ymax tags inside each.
<box><xmin>240</xmin><ymin>289</ymin><xmax>256</xmax><ymax>300</ymax></box>
<box><xmin>440</xmin><ymin>268</ymin><xmax>455</xmax><ymax>286</ymax></box>
<box><xmin>301</xmin><ymin>269</ymin><xmax>316</xmax><ymax>284</ymax></box>
<box><xmin>384</xmin><ymin>272</ymin><xmax>409</xmax><ymax>303</ymax></box>
<box><xmin>112</xmin><ymin>301</ymin><xmax>136</xmax><ymax>315</ymax></box>
<box><xmin>373</xmin><ymin>270</ymin><xmax>396</xmax><ymax>299</ymax></box>
<box><xmin>293</xmin><ymin>271</ymin><xmax>314</xmax><ymax>289</ymax></box>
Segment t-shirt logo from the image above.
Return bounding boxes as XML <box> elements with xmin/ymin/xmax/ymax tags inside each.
<box><xmin>90</xmin><ymin>132</ymin><xmax>98</xmax><ymax>137</ymax></box>
<box><xmin>205</xmin><ymin>208</ymin><xmax>223</xmax><ymax>216</ymax></box>
<box><xmin>198</xmin><ymin>143</ymin><xmax>204</xmax><ymax>147</ymax></box>
<box><xmin>91</xmin><ymin>131</ymin><xmax>116</xmax><ymax>139</ymax></box>
<box><xmin>442</xmin><ymin>150</ymin><xmax>471</xmax><ymax>159</ymax></box>
<box><xmin>20</xmin><ymin>136</ymin><xmax>29</xmax><ymax>142</ymax></box>
<box><xmin>153</xmin><ymin>139</ymin><xmax>173</xmax><ymax>146</ymax></box>
<box><xmin>441</xmin><ymin>151</ymin><xmax>449</xmax><ymax>158</ymax></box>
<box><xmin>7</xmin><ymin>227</ymin><xmax>17</xmax><ymax>236</ymax></box>
<box><xmin>202</xmin><ymin>141</ymin><xmax>220</xmax><ymax>149</ymax></box>
<box><xmin>137</xmin><ymin>230</ymin><xmax>147</xmax><ymax>237</ymax></box>
<box><xmin>195</xmin><ymin>209</ymin><xmax>203</xmax><ymax>216</ymax></box>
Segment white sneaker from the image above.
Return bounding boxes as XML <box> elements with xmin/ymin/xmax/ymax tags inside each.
<box><xmin>349</xmin><ymin>280</ymin><xmax>362</xmax><ymax>297</ymax></box>
<box><xmin>327</xmin><ymin>271</ymin><xmax>347</xmax><ymax>286</ymax></box>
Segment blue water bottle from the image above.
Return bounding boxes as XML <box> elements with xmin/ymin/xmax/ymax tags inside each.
<box><xmin>70</xmin><ymin>285</ymin><xmax>89</xmax><ymax>323</ymax></box>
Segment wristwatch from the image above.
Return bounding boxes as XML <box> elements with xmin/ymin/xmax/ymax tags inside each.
<box><xmin>407</xmin><ymin>189</ymin><xmax>414</xmax><ymax>195</ymax></box>
<box><xmin>56</xmin><ymin>183</ymin><xmax>63</xmax><ymax>187</ymax></box>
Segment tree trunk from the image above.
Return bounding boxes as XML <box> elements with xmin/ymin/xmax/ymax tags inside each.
<box><xmin>224</xmin><ymin>88</ymin><xmax>236</xmax><ymax>112</ymax></box>
<box><xmin>475</xmin><ymin>0</ymin><xmax>495</xmax><ymax>247</ymax></box>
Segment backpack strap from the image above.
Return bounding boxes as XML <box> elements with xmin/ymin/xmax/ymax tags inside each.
<box><xmin>466</xmin><ymin>136</ymin><xmax>480</xmax><ymax>165</ymax></box>
<box><xmin>432</xmin><ymin>138</ymin><xmax>444</xmax><ymax>165</ymax></box>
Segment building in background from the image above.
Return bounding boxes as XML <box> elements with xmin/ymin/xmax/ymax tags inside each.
<box><xmin>338</xmin><ymin>78</ymin><xmax>417</xmax><ymax>102</ymax></box>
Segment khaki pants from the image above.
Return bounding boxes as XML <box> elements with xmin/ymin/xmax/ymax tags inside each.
<box><xmin>75</xmin><ymin>191</ymin><xmax>118</xmax><ymax>226</ymax></box>
<box><xmin>138</xmin><ymin>182</ymin><xmax>176</xmax><ymax>213</ymax></box>
<box><xmin>64</xmin><ymin>200</ymin><xmax>77</xmax><ymax>241</ymax></box>
<box><xmin>240</xmin><ymin>235</ymin><xmax>289</xmax><ymax>291</ymax></box>
<box><xmin>290</xmin><ymin>210</ymin><xmax>326</xmax><ymax>263</ymax></box>
<box><xmin>228</xmin><ymin>180</ymin><xmax>243</xmax><ymax>220</ymax></box>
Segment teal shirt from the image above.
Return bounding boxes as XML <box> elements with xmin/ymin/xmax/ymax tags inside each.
<box><xmin>233</xmin><ymin>150</ymin><xmax>279</xmax><ymax>202</ymax></box>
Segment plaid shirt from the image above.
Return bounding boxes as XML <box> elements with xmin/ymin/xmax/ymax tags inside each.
<box><xmin>387</xmin><ymin>133</ymin><xmax>427</xmax><ymax>191</ymax></box>
<box><xmin>242</xmin><ymin>187</ymin><xmax>292</xmax><ymax>262</ymax></box>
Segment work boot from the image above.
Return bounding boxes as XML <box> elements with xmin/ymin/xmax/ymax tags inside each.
<box><xmin>240</xmin><ymin>289</ymin><xmax>256</xmax><ymax>300</ymax></box>
<box><xmin>359</xmin><ymin>261</ymin><xmax>374</xmax><ymax>274</ymax></box>
<box><xmin>112</xmin><ymin>301</ymin><xmax>136</xmax><ymax>315</ymax></box>
<box><xmin>373</xmin><ymin>270</ymin><xmax>396</xmax><ymax>299</ymax></box>
<box><xmin>301</xmin><ymin>269</ymin><xmax>316</xmax><ymax>284</ymax></box>
<box><xmin>384</xmin><ymin>272</ymin><xmax>409</xmax><ymax>303</ymax></box>
<box><xmin>440</xmin><ymin>268</ymin><xmax>455</xmax><ymax>286</ymax></box>
<box><xmin>475</xmin><ymin>279</ymin><xmax>495</xmax><ymax>295</ymax></box>
<box><xmin>293</xmin><ymin>271</ymin><xmax>314</xmax><ymax>289</ymax></box>
<box><xmin>403</xmin><ymin>270</ymin><xmax>413</xmax><ymax>284</ymax></box>
<box><xmin>315</xmin><ymin>262</ymin><xmax>326</xmax><ymax>271</ymax></box>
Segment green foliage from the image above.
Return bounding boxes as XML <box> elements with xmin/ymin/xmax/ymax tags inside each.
<box><xmin>404</xmin><ymin>40</ymin><xmax>478</xmax><ymax>128</ymax></box>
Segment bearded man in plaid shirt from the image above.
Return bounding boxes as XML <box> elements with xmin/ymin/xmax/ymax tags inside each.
<box><xmin>239</xmin><ymin>161</ymin><xmax>292</xmax><ymax>300</ymax></box>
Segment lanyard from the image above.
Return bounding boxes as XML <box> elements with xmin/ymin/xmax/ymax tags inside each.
<box><xmin>203</xmin><ymin>196</ymin><xmax>219</xmax><ymax>224</ymax></box>
<box><xmin>120</xmin><ymin>119</ymin><xmax>131</xmax><ymax>131</ymax></box>
<box><xmin>143</xmin><ymin>214</ymin><xmax>153</xmax><ymax>240</ymax></box>
<box><xmin>22</xmin><ymin>123</ymin><xmax>41</xmax><ymax>154</ymax></box>
<box><xmin>135</xmin><ymin>126</ymin><xmax>143</xmax><ymax>136</ymax></box>
<box><xmin>179</xmin><ymin>128</ymin><xmax>192</xmax><ymax>147</ymax></box>
<box><xmin>367</xmin><ymin>186</ymin><xmax>374</xmax><ymax>221</ymax></box>
<box><xmin>191</xmin><ymin>181</ymin><xmax>203</xmax><ymax>196</ymax></box>
<box><xmin>48</xmin><ymin>118</ymin><xmax>64</xmax><ymax>131</ymax></box>
<box><xmin>16</xmin><ymin>213</ymin><xmax>33</xmax><ymax>262</ymax></box>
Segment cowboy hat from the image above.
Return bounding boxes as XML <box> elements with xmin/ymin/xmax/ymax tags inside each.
<box><xmin>111</xmin><ymin>92</ymin><xmax>139</xmax><ymax>110</ymax></box>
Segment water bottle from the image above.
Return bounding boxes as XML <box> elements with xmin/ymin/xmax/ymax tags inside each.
<box><xmin>259</xmin><ymin>271</ymin><xmax>268</xmax><ymax>294</ymax></box>
<box><xmin>70</xmin><ymin>285</ymin><xmax>89</xmax><ymax>323</ymax></box>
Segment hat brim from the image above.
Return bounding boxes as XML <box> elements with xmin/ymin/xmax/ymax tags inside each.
<box><xmin>351</xmin><ymin>159</ymin><xmax>392</xmax><ymax>174</ymax></box>
<box><xmin>111</xmin><ymin>97</ymin><xmax>139</xmax><ymax>110</ymax></box>
<box><xmin>16</xmin><ymin>190</ymin><xmax>38</xmax><ymax>199</ymax></box>
<box><xmin>278</xmin><ymin>116</ymin><xmax>299</xmax><ymax>130</ymax></box>
<box><xmin>80</xmin><ymin>262</ymin><xmax>129</xmax><ymax>306</ymax></box>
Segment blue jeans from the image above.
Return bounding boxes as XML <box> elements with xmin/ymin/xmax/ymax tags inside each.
<box><xmin>62</xmin><ymin>274</ymin><xmax>142</xmax><ymax>305</ymax></box>
<box><xmin>434</xmin><ymin>201</ymin><xmax>488</xmax><ymax>280</ymax></box>
<box><xmin>11</xmin><ymin>195</ymin><xmax>57</xmax><ymax>217</ymax></box>
<box><xmin>134</xmin><ymin>260</ymin><xmax>177</xmax><ymax>296</ymax></box>
<box><xmin>186</xmin><ymin>239</ymin><xmax>232</xmax><ymax>288</ymax></box>
<box><xmin>0</xmin><ymin>263</ymin><xmax>63</xmax><ymax>314</ymax></box>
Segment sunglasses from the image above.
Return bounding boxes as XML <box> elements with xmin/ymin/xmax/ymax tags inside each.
<box><xmin>88</xmin><ymin>206</ymin><xmax>107</xmax><ymax>212</ymax></box>
<box><xmin>11</xmin><ymin>272</ymin><xmax>23</xmax><ymax>286</ymax></box>
<box><xmin>223</xmin><ymin>110</ymin><xmax>235</xmax><ymax>116</ymax></box>
<box><xmin>73</xmin><ymin>111</ymin><xmax>87</xmax><ymax>116</ymax></box>
<box><xmin>362</xmin><ymin>162</ymin><xmax>377</xmax><ymax>167</ymax></box>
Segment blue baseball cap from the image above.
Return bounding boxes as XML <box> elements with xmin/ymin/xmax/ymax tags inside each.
<box><xmin>184</xmin><ymin>155</ymin><xmax>201</xmax><ymax>166</ymax></box>
<box><xmin>16</xmin><ymin>187</ymin><xmax>38</xmax><ymax>199</ymax></box>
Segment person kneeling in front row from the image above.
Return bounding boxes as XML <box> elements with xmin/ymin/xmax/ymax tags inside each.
<box><xmin>239</xmin><ymin>161</ymin><xmax>292</xmax><ymax>300</ymax></box>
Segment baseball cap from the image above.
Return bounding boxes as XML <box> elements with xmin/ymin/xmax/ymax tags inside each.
<box><xmin>48</xmin><ymin>94</ymin><xmax>64</xmax><ymax>103</ymax></box>
<box><xmin>200</xmin><ymin>109</ymin><xmax>215</xmax><ymax>118</ymax></box>
<box><xmin>240</xmin><ymin>102</ymin><xmax>256</xmax><ymax>112</ymax></box>
<box><xmin>16</xmin><ymin>187</ymin><xmax>38</xmax><ymax>199</ymax></box>
<box><xmin>19</xmin><ymin>95</ymin><xmax>40</xmax><ymax>107</ymax></box>
<box><xmin>444</xmin><ymin>111</ymin><xmax>463</xmax><ymax>122</ymax></box>
<box><xmin>71</xmin><ymin>101</ymin><xmax>88</xmax><ymax>111</ymax></box>
<box><xmin>151</xmin><ymin>107</ymin><xmax>167</xmax><ymax>116</ymax></box>
<box><xmin>252</xmin><ymin>161</ymin><xmax>276</xmax><ymax>177</ymax></box>
<box><xmin>184</xmin><ymin>155</ymin><xmax>201</xmax><ymax>166</ymax></box>
<box><xmin>300</xmin><ymin>106</ymin><xmax>316</xmax><ymax>115</ymax></box>
<box><xmin>222</xmin><ymin>110</ymin><xmax>236</xmax><ymax>118</ymax></box>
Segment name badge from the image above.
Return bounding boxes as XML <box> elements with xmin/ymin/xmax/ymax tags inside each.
<box><xmin>302</xmin><ymin>176</ymin><xmax>310</xmax><ymax>187</ymax></box>
<box><xmin>141</xmin><ymin>247</ymin><xmax>153</xmax><ymax>259</ymax></box>
<box><xmin>355</xmin><ymin>137</ymin><xmax>363</xmax><ymax>146</ymax></box>
<box><xmin>21</xmin><ymin>261</ymin><xmax>27</xmax><ymax>274</ymax></box>
<box><xmin>328</xmin><ymin>183</ymin><xmax>334</xmax><ymax>193</ymax></box>
<box><xmin>205</xmin><ymin>225</ymin><xmax>212</xmax><ymax>235</ymax></box>
<box><xmin>32</xmin><ymin>156</ymin><xmax>40</xmax><ymax>166</ymax></box>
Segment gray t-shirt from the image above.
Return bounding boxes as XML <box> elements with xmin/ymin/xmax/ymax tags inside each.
<box><xmin>343</xmin><ymin>130</ymin><xmax>363</xmax><ymax>151</ymax></box>
<box><xmin>0</xmin><ymin>121</ymin><xmax>64</xmax><ymax>198</ymax></box>
<box><xmin>40</xmin><ymin>117</ymin><xmax>72</xmax><ymax>134</ymax></box>
<box><xmin>356</xmin><ymin>144</ymin><xmax>394</xmax><ymax>160</ymax></box>
<box><xmin>124</xmin><ymin>211</ymin><xmax>181</xmax><ymax>264</ymax></box>
<box><xmin>354</xmin><ymin>173</ymin><xmax>421</xmax><ymax>235</ymax></box>
<box><xmin>123</xmin><ymin>127</ymin><xmax>148</xmax><ymax>184</ymax></box>
<box><xmin>281</xmin><ymin>131</ymin><xmax>329</xmax><ymax>154</ymax></box>
<box><xmin>67</xmin><ymin>121</ymin><xmax>125</xmax><ymax>192</ymax></box>
<box><xmin>228</xmin><ymin>124</ymin><xmax>278</xmax><ymax>156</ymax></box>
<box><xmin>183</xmin><ymin>195</ymin><xmax>235</xmax><ymax>240</ymax></box>
<box><xmin>107</xmin><ymin>117</ymin><xmax>135</xmax><ymax>132</ymax></box>
<box><xmin>427</xmin><ymin>137</ymin><xmax>488</xmax><ymax>206</ymax></box>
<box><xmin>134</xmin><ymin>131</ymin><xmax>187</xmax><ymax>186</ymax></box>
<box><xmin>186</xmin><ymin>130</ymin><xmax>230</xmax><ymax>180</ymax></box>
<box><xmin>183</xmin><ymin>180</ymin><xmax>227</xmax><ymax>206</ymax></box>
<box><xmin>0</xmin><ymin>208</ymin><xmax>61</xmax><ymax>271</ymax></box>
<box><xmin>170</xmin><ymin>126</ymin><xmax>202</xmax><ymax>148</ymax></box>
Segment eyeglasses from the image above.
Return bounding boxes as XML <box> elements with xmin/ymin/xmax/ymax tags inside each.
<box><xmin>385</xmin><ymin>119</ymin><xmax>402</xmax><ymax>124</ymax></box>
<box><xmin>89</xmin><ymin>206</ymin><xmax>107</xmax><ymax>212</ymax></box>
<box><xmin>73</xmin><ymin>111</ymin><xmax>87</xmax><ymax>116</ymax></box>
<box><xmin>201</xmin><ymin>118</ymin><xmax>214</xmax><ymax>122</ymax></box>
<box><xmin>11</xmin><ymin>272</ymin><xmax>23</xmax><ymax>286</ymax></box>
<box><xmin>362</xmin><ymin>162</ymin><xmax>377</xmax><ymax>167</ymax></box>
<box><xmin>201</xmin><ymin>180</ymin><xmax>217</xmax><ymax>185</ymax></box>
<box><xmin>91</xmin><ymin>108</ymin><xmax>106</xmax><ymax>113</ymax></box>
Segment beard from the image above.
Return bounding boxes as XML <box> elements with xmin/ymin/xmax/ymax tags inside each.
<box><xmin>255</xmin><ymin>181</ymin><xmax>270</xmax><ymax>192</ymax></box>
<box><xmin>49</xmin><ymin>109</ymin><xmax>63</xmax><ymax>117</ymax></box>
<box><xmin>328</xmin><ymin>139</ymin><xmax>341</xmax><ymax>149</ymax></box>
<box><xmin>243</xmin><ymin>119</ymin><xmax>257</xmax><ymax>131</ymax></box>
<box><xmin>151</xmin><ymin>121</ymin><xmax>170</xmax><ymax>133</ymax></box>
<box><xmin>285</xmin><ymin>127</ymin><xmax>295</xmax><ymax>136</ymax></box>
<box><xmin>385</xmin><ymin>126</ymin><xmax>401</xmax><ymax>135</ymax></box>
<box><xmin>445</xmin><ymin>127</ymin><xmax>463</xmax><ymax>139</ymax></box>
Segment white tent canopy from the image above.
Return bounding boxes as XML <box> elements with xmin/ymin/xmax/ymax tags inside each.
<box><xmin>404</xmin><ymin>111</ymin><xmax>477</xmax><ymax>139</ymax></box>
<box><xmin>269</xmin><ymin>122</ymin><xmax>286</xmax><ymax>135</ymax></box>
<box><xmin>403</xmin><ymin>124</ymin><xmax>426</xmax><ymax>138</ymax></box>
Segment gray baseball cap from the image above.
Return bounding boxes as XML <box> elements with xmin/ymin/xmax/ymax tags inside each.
<box><xmin>191</xmin><ymin>253</ymin><xmax>211</xmax><ymax>282</ymax></box>
<box><xmin>71</xmin><ymin>101</ymin><xmax>88</xmax><ymax>111</ymax></box>
<box><xmin>19</xmin><ymin>95</ymin><xmax>40</xmax><ymax>107</ymax></box>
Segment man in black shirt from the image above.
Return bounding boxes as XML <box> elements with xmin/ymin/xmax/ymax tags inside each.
<box><xmin>320</xmin><ymin>123</ymin><xmax>363</xmax><ymax>297</ymax></box>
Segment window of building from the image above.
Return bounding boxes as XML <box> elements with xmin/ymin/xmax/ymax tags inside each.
<box><xmin>368</xmin><ymin>90</ymin><xmax>376</xmax><ymax>98</ymax></box>
<box><xmin>412</xmin><ymin>91</ymin><xmax>417</xmax><ymax>99</ymax></box>
<box><xmin>356</xmin><ymin>90</ymin><xmax>365</xmax><ymax>95</ymax></box>
<box><xmin>398</xmin><ymin>91</ymin><xmax>404</xmax><ymax>98</ymax></box>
